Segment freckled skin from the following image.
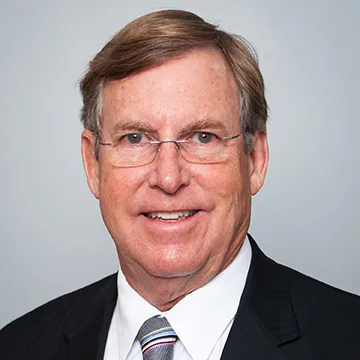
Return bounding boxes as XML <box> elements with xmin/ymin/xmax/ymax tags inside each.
<box><xmin>82</xmin><ymin>48</ymin><xmax>269</xmax><ymax>310</ymax></box>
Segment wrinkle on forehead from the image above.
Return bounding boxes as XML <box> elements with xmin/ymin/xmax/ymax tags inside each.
<box><xmin>102</xmin><ymin>48</ymin><xmax>240</xmax><ymax>134</ymax></box>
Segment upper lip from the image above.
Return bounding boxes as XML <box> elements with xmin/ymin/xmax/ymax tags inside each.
<box><xmin>137</xmin><ymin>200</ymin><xmax>211</xmax><ymax>215</ymax></box>
<box><xmin>141</xmin><ymin>208</ymin><xmax>200</xmax><ymax>214</ymax></box>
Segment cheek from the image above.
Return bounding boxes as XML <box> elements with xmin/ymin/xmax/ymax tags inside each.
<box><xmin>205</xmin><ymin>155</ymin><xmax>252</xmax><ymax>239</ymax></box>
<box><xmin>203</xmin><ymin>154</ymin><xmax>250</xmax><ymax>201</ymax></box>
<box><xmin>98</xmin><ymin>164</ymin><xmax>146</xmax><ymax>211</ymax></box>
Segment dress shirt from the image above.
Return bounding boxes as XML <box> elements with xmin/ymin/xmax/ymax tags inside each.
<box><xmin>104</xmin><ymin>236</ymin><xmax>252</xmax><ymax>360</ymax></box>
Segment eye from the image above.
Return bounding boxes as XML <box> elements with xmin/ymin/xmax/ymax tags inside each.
<box><xmin>121</xmin><ymin>133</ymin><xmax>146</xmax><ymax>145</ymax></box>
<box><xmin>191</xmin><ymin>132</ymin><xmax>216</xmax><ymax>144</ymax></box>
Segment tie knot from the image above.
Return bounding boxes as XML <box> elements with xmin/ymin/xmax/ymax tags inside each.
<box><xmin>137</xmin><ymin>316</ymin><xmax>178</xmax><ymax>359</ymax></box>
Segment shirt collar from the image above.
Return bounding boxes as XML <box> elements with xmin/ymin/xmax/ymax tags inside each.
<box><xmin>117</xmin><ymin>235</ymin><xmax>252</xmax><ymax>360</ymax></box>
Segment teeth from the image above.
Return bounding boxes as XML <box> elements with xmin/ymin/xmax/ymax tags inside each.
<box><xmin>146</xmin><ymin>210</ymin><xmax>197</xmax><ymax>220</ymax></box>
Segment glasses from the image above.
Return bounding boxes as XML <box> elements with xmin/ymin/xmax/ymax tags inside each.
<box><xmin>98</xmin><ymin>131</ymin><xmax>242</xmax><ymax>168</ymax></box>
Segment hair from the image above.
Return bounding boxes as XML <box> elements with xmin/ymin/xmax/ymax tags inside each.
<box><xmin>80</xmin><ymin>9</ymin><xmax>268</xmax><ymax>157</ymax></box>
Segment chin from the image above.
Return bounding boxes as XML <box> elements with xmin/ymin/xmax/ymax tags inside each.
<box><xmin>144</xmin><ymin>253</ymin><xmax>207</xmax><ymax>279</ymax></box>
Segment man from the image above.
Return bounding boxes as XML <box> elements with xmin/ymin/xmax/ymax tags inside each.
<box><xmin>1</xmin><ymin>9</ymin><xmax>359</xmax><ymax>360</ymax></box>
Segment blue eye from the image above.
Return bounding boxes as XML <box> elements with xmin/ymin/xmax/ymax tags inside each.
<box><xmin>125</xmin><ymin>133</ymin><xmax>144</xmax><ymax>144</ymax></box>
<box><xmin>193</xmin><ymin>132</ymin><xmax>214</xmax><ymax>144</ymax></box>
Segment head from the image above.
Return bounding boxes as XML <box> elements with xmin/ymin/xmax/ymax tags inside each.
<box><xmin>80</xmin><ymin>10</ymin><xmax>269</xmax><ymax>309</ymax></box>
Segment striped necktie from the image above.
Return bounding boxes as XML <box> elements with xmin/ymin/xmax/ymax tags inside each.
<box><xmin>137</xmin><ymin>316</ymin><xmax>178</xmax><ymax>360</ymax></box>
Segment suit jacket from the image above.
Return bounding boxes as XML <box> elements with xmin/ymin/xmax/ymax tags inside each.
<box><xmin>1</xmin><ymin>235</ymin><xmax>360</xmax><ymax>359</ymax></box>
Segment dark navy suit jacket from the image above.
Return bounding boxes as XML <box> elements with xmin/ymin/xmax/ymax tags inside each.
<box><xmin>1</xmin><ymin>235</ymin><xmax>360</xmax><ymax>359</ymax></box>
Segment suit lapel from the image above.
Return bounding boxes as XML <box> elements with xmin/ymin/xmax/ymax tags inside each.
<box><xmin>66</xmin><ymin>295</ymin><xmax>116</xmax><ymax>360</ymax></box>
<box><xmin>221</xmin><ymin>235</ymin><xmax>301</xmax><ymax>360</ymax></box>
<box><xmin>51</xmin><ymin>274</ymin><xmax>118</xmax><ymax>360</ymax></box>
<box><xmin>220</xmin><ymin>310</ymin><xmax>294</xmax><ymax>360</ymax></box>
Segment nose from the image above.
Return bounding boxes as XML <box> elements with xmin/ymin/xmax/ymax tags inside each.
<box><xmin>148</xmin><ymin>142</ymin><xmax>190</xmax><ymax>194</ymax></box>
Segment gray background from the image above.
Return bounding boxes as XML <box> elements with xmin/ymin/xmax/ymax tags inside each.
<box><xmin>0</xmin><ymin>0</ymin><xmax>359</xmax><ymax>329</ymax></box>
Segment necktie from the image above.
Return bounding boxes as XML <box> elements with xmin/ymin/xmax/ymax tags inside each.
<box><xmin>137</xmin><ymin>316</ymin><xmax>178</xmax><ymax>360</ymax></box>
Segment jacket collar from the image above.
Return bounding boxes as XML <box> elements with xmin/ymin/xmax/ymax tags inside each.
<box><xmin>244</xmin><ymin>234</ymin><xmax>301</xmax><ymax>345</ymax></box>
<box><xmin>220</xmin><ymin>234</ymin><xmax>301</xmax><ymax>360</ymax></box>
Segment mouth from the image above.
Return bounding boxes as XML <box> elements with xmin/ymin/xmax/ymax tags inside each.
<box><xmin>142</xmin><ymin>210</ymin><xmax>199</xmax><ymax>222</ymax></box>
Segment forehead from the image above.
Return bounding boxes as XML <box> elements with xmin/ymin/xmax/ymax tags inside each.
<box><xmin>102</xmin><ymin>48</ymin><xmax>240</xmax><ymax>131</ymax></box>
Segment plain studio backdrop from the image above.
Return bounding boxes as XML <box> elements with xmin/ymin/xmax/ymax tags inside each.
<box><xmin>0</xmin><ymin>0</ymin><xmax>359</xmax><ymax>328</ymax></box>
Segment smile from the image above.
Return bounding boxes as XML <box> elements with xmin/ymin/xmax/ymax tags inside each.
<box><xmin>143</xmin><ymin>210</ymin><xmax>198</xmax><ymax>221</ymax></box>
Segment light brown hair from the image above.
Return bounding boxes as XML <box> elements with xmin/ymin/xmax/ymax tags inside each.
<box><xmin>80</xmin><ymin>10</ymin><xmax>268</xmax><ymax>156</ymax></box>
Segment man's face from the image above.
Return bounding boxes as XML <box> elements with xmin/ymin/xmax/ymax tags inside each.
<box><xmin>82</xmin><ymin>48</ymin><xmax>268</xmax><ymax>300</ymax></box>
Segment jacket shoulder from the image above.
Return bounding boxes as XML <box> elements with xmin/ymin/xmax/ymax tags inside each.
<box><xmin>0</xmin><ymin>273</ymin><xmax>117</xmax><ymax>358</ymax></box>
<box><xmin>280</xmin><ymin>264</ymin><xmax>360</xmax><ymax>355</ymax></box>
<box><xmin>281</xmin><ymin>263</ymin><xmax>360</xmax><ymax>308</ymax></box>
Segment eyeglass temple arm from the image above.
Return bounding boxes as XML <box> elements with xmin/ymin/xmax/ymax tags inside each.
<box><xmin>223</xmin><ymin>133</ymin><xmax>242</xmax><ymax>141</ymax></box>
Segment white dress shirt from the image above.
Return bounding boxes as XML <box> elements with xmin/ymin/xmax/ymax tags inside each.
<box><xmin>104</xmin><ymin>236</ymin><xmax>251</xmax><ymax>360</ymax></box>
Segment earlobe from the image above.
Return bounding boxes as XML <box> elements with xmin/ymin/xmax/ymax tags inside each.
<box><xmin>250</xmin><ymin>172</ymin><xmax>265</xmax><ymax>195</ymax></box>
<box><xmin>249</xmin><ymin>132</ymin><xmax>269</xmax><ymax>195</ymax></box>
<box><xmin>81</xmin><ymin>129</ymin><xmax>100</xmax><ymax>199</ymax></box>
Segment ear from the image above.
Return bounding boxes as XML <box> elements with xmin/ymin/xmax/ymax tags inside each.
<box><xmin>249</xmin><ymin>132</ymin><xmax>269</xmax><ymax>195</ymax></box>
<box><xmin>81</xmin><ymin>129</ymin><xmax>100</xmax><ymax>199</ymax></box>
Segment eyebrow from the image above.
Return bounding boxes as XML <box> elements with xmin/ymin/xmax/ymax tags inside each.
<box><xmin>179</xmin><ymin>118</ymin><xmax>227</xmax><ymax>133</ymax></box>
<box><xmin>109</xmin><ymin>117</ymin><xmax>227</xmax><ymax>135</ymax></box>
<box><xmin>110</xmin><ymin>120</ymin><xmax>155</xmax><ymax>134</ymax></box>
